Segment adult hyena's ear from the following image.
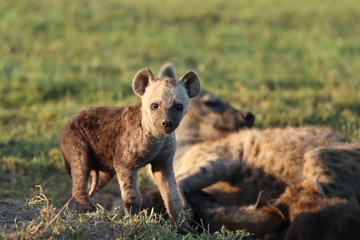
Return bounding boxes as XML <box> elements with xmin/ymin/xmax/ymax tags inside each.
<box><xmin>158</xmin><ymin>62</ymin><xmax>177</xmax><ymax>79</ymax></box>
<box><xmin>179</xmin><ymin>71</ymin><xmax>201</xmax><ymax>98</ymax></box>
<box><xmin>132</xmin><ymin>68</ymin><xmax>155</xmax><ymax>97</ymax></box>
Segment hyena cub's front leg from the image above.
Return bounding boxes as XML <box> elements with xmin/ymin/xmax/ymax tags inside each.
<box><xmin>152</xmin><ymin>159</ymin><xmax>183</xmax><ymax>217</ymax></box>
<box><xmin>116</xmin><ymin>168</ymin><xmax>143</xmax><ymax>214</ymax></box>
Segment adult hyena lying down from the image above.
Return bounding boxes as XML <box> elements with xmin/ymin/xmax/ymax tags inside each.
<box><xmin>187</xmin><ymin>143</ymin><xmax>360</xmax><ymax>238</ymax></box>
<box><xmin>188</xmin><ymin>183</ymin><xmax>358</xmax><ymax>239</ymax></box>
<box><xmin>176</xmin><ymin>127</ymin><xmax>353</xmax><ymax>207</ymax></box>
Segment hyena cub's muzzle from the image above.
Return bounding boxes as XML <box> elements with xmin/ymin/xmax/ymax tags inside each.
<box><xmin>152</xmin><ymin>103</ymin><xmax>185</xmax><ymax>134</ymax></box>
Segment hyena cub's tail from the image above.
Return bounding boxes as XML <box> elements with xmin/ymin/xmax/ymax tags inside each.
<box><xmin>88</xmin><ymin>170</ymin><xmax>99</xmax><ymax>196</ymax></box>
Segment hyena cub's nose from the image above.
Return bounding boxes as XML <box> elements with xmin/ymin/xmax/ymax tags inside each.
<box><xmin>162</xmin><ymin>120</ymin><xmax>172</xmax><ymax>128</ymax></box>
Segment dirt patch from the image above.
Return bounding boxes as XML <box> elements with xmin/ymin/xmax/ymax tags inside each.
<box><xmin>0</xmin><ymin>198</ymin><xmax>37</xmax><ymax>233</ymax></box>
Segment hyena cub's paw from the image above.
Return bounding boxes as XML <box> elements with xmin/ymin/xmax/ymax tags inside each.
<box><xmin>178</xmin><ymin>221</ymin><xmax>197</xmax><ymax>235</ymax></box>
<box><xmin>76</xmin><ymin>201</ymin><xmax>96</xmax><ymax>213</ymax></box>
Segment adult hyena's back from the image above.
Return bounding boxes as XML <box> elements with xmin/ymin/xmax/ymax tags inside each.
<box><xmin>240</xmin><ymin>127</ymin><xmax>350</xmax><ymax>184</ymax></box>
<box><xmin>175</xmin><ymin>127</ymin><xmax>351</xmax><ymax>206</ymax></box>
<box><xmin>302</xmin><ymin>142</ymin><xmax>360</xmax><ymax>204</ymax></box>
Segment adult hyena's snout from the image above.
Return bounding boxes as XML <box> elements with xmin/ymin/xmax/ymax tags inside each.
<box><xmin>238</xmin><ymin>111</ymin><xmax>255</xmax><ymax>127</ymax></box>
<box><xmin>217</xmin><ymin>108</ymin><xmax>255</xmax><ymax>130</ymax></box>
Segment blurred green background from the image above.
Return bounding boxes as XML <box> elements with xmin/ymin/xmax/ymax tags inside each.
<box><xmin>1</xmin><ymin>0</ymin><xmax>359</xmax><ymax>201</ymax></box>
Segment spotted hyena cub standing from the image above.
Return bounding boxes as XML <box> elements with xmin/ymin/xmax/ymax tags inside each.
<box><xmin>61</xmin><ymin>67</ymin><xmax>200</xmax><ymax>230</ymax></box>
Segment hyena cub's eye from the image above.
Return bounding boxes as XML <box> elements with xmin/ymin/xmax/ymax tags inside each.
<box><xmin>174</xmin><ymin>103</ymin><xmax>183</xmax><ymax>111</ymax></box>
<box><xmin>151</xmin><ymin>103</ymin><xmax>159</xmax><ymax>110</ymax></box>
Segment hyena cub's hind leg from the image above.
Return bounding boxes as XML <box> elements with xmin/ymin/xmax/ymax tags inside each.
<box><xmin>302</xmin><ymin>143</ymin><xmax>360</xmax><ymax>205</ymax></box>
<box><xmin>62</xmin><ymin>146</ymin><xmax>95</xmax><ymax>211</ymax></box>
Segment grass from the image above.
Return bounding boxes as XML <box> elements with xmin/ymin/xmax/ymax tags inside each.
<box><xmin>0</xmin><ymin>0</ymin><xmax>359</xmax><ymax>238</ymax></box>
<box><xmin>1</xmin><ymin>186</ymin><xmax>252</xmax><ymax>240</ymax></box>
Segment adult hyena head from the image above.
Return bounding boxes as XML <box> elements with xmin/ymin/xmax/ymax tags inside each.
<box><xmin>132</xmin><ymin>67</ymin><xmax>201</xmax><ymax>135</ymax></box>
<box><xmin>158</xmin><ymin>63</ymin><xmax>255</xmax><ymax>142</ymax></box>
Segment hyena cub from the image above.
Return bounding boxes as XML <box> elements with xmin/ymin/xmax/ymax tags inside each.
<box><xmin>61</xmin><ymin>67</ymin><xmax>200</xmax><ymax>229</ymax></box>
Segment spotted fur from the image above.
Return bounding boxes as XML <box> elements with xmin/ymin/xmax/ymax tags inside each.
<box><xmin>176</xmin><ymin>128</ymin><xmax>354</xmax><ymax>207</ymax></box>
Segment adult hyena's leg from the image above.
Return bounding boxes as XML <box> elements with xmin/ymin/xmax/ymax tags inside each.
<box><xmin>176</xmin><ymin>157</ymin><xmax>237</xmax><ymax>207</ymax></box>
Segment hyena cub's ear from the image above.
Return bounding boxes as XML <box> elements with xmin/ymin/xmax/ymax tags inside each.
<box><xmin>132</xmin><ymin>68</ymin><xmax>155</xmax><ymax>97</ymax></box>
<box><xmin>179</xmin><ymin>71</ymin><xmax>201</xmax><ymax>98</ymax></box>
<box><xmin>158</xmin><ymin>62</ymin><xmax>177</xmax><ymax>79</ymax></box>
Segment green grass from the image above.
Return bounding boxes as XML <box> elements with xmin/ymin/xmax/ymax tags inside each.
<box><xmin>0</xmin><ymin>0</ymin><xmax>359</xmax><ymax>238</ymax></box>
<box><xmin>1</xmin><ymin>186</ymin><xmax>251</xmax><ymax>239</ymax></box>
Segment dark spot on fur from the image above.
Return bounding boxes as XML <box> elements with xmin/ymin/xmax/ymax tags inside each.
<box><xmin>327</xmin><ymin>183</ymin><xmax>339</xmax><ymax>190</ymax></box>
<box><xmin>323</xmin><ymin>170</ymin><xmax>332</xmax><ymax>176</ymax></box>
<box><xmin>251</xmin><ymin>178</ymin><xmax>259</xmax><ymax>186</ymax></box>
<box><xmin>244</xmin><ymin>168</ymin><xmax>252</xmax><ymax>177</ymax></box>
<box><xmin>254</xmin><ymin>144</ymin><xmax>260</xmax><ymax>157</ymax></box>
<box><xmin>268</xmin><ymin>158</ymin><xmax>275</xmax><ymax>165</ymax></box>
<box><xmin>338</xmin><ymin>175</ymin><xmax>347</xmax><ymax>182</ymax></box>
<box><xmin>331</xmin><ymin>158</ymin><xmax>340</xmax><ymax>164</ymax></box>
<box><xmin>338</xmin><ymin>193</ymin><xmax>351</xmax><ymax>199</ymax></box>
<box><xmin>349</xmin><ymin>165</ymin><xmax>358</xmax><ymax>173</ymax></box>
<box><xmin>327</xmin><ymin>152</ymin><xmax>338</xmax><ymax>158</ymax></box>
<box><xmin>331</xmin><ymin>166</ymin><xmax>346</xmax><ymax>175</ymax></box>
<box><xmin>321</xmin><ymin>186</ymin><xmax>330</xmax><ymax>196</ymax></box>
<box><xmin>256</xmin><ymin>171</ymin><xmax>265</xmax><ymax>179</ymax></box>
